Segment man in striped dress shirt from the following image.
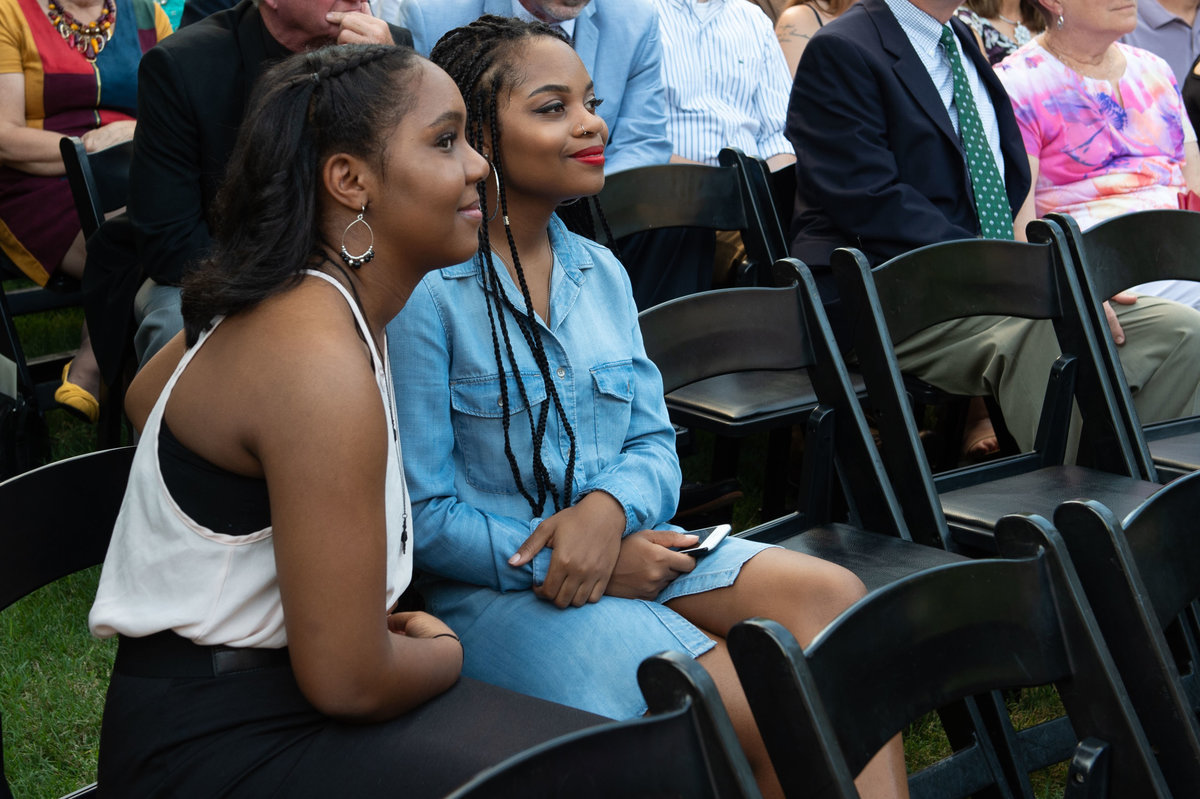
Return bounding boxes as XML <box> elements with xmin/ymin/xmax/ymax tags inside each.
<box><xmin>653</xmin><ymin>0</ymin><xmax>795</xmax><ymax>170</ymax></box>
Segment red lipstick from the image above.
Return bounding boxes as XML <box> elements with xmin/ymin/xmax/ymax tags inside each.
<box><xmin>570</xmin><ymin>146</ymin><xmax>605</xmax><ymax>166</ymax></box>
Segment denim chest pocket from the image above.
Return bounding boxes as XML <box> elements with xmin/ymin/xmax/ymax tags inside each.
<box><xmin>591</xmin><ymin>361</ymin><xmax>635</xmax><ymax>467</ymax></box>
<box><xmin>451</xmin><ymin>372</ymin><xmax>548</xmax><ymax>495</ymax></box>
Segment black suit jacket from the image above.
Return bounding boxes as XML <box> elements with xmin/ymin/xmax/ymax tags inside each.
<box><xmin>786</xmin><ymin>0</ymin><xmax>1030</xmax><ymax>282</ymax></box>
<box><xmin>127</xmin><ymin>0</ymin><xmax>412</xmax><ymax>285</ymax></box>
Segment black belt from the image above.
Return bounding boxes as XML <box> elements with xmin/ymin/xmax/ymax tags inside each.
<box><xmin>114</xmin><ymin>631</ymin><xmax>290</xmax><ymax>678</ymax></box>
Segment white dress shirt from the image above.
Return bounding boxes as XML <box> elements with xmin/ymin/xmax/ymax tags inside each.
<box><xmin>653</xmin><ymin>0</ymin><xmax>793</xmax><ymax>164</ymax></box>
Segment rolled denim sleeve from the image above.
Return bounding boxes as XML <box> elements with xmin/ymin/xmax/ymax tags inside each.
<box><xmin>388</xmin><ymin>280</ymin><xmax>552</xmax><ymax>592</ymax></box>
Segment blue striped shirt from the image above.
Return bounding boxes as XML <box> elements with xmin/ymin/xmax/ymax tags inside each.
<box><xmin>882</xmin><ymin>0</ymin><xmax>1005</xmax><ymax>176</ymax></box>
<box><xmin>653</xmin><ymin>0</ymin><xmax>793</xmax><ymax>164</ymax></box>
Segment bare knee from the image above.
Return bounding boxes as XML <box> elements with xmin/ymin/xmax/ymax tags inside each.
<box><xmin>758</xmin><ymin>553</ymin><xmax>867</xmax><ymax>647</ymax></box>
<box><xmin>804</xmin><ymin>560</ymin><xmax>868</xmax><ymax>634</ymax></box>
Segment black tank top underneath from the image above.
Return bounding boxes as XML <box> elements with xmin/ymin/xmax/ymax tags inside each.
<box><xmin>158</xmin><ymin>421</ymin><xmax>271</xmax><ymax>535</ymax></box>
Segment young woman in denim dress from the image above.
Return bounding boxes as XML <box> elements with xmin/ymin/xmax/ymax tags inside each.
<box><xmin>387</xmin><ymin>16</ymin><xmax>909</xmax><ymax>799</ymax></box>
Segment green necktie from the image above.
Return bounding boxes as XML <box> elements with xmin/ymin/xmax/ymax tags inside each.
<box><xmin>939</xmin><ymin>24</ymin><xmax>1014</xmax><ymax>241</ymax></box>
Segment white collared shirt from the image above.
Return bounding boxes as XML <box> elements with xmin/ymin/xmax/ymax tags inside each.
<box><xmin>652</xmin><ymin>0</ymin><xmax>793</xmax><ymax>164</ymax></box>
<box><xmin>882</xmin><ymin>0</ymin><xmax>1006</xmax><ymax>177</ymax></box>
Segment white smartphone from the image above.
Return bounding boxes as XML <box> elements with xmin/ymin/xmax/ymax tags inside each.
<box><xmin>678</xmin><ymin>523</ymin><xmax>731</xmax><ymax>558</ymax></box>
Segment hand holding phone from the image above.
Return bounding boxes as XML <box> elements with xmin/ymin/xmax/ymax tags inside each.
<box><xmin>678</xmin><ymin>524</ymin><xmax>731</xmax><ymax>558</ymax></box>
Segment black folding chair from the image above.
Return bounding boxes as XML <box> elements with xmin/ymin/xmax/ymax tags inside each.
<box><xmin>831</xmin><ymin>224</ymin><xmax>1161</xmax><ymax>553</ymax></box>
<box><xmin>59</xmin><ymin>136</ymin><xmax>136</xmax><ymax>447</ymax></box>
<box><xmin>624</xmin><ymin>151</ymin><xmax>812</xmax><ymax>517</ymax></box>
<box><xmin>0</xmin><ymin>446</ymin><xmax>136</xmax><ymax>799</ymax></box>
<box><xmin>641</xmin><ymin>259</ymin><xmax>958</xmax><ymax>579</ymax></box>
<box><xmin>446</xmin><ymin>651</ymin><xmax>762</xmax><ymax>799</ymax></box>
<box><xmin>1052</xmin><ymin>471</ymin><xmax>1200</xmax><ymax>797</ymax></box>
<box><xmin>1050</xmin><ymin>209</ymin><xmax>1200</xmax><ymax>481</ymax></box>
<box><xmin>728</xmin><ymin>512</ymin><xmax>1172</xmax><ymax>799</ymax></box>
<box><xmin>59</xmin><ymin>138</ymin><xmax>133</xmax><ymax>241</ymax></box>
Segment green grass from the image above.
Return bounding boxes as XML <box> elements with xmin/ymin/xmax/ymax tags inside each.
<box><xmin>1</xmin><ymin>570</ymin><xmax>114</xmax><ymax>797</ymax></box>
<box><xmin>2</xmin><ymin>309</ymin><xmax>1068</xmax><ymax>798</ymax></box>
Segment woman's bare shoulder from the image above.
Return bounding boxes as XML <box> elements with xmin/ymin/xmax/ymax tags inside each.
<box><xmin>776</xmin><ymin>3</ymin><xmax>823</xmax><ymax>38</ymax></box>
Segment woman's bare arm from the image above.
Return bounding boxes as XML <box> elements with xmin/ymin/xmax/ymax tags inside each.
<box><xmin>170</xmin><ymin>285</ymin><xmax>462</xmax><ymax>721</ymax></box>
<box><xmin>0</xmin><ymin>73</ymin><xmax>70</xmax><ymax>174</ymax></box>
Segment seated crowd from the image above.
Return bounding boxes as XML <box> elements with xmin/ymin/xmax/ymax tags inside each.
<box><xmin>4</xmin><ymin>0</ymin><xmax>1199</xmax><ymax>796</ymax></box>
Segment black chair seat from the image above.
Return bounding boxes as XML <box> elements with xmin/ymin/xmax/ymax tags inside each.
<box><xmin>744</xmin><ymin>520</ymin><xmax>969</xmax><ymax>591</ymax></box>
<box><xmin>941</xmin><ymin>465</ymin><xmax>1161</xmax><ymax>552</ymax></box>
<box><xmin>1148</xmin><ymin>432</ymin><xmax>1199</xmax><ymax>482</ymax></box>
<box><xmin>667</xmin><ymin>370</ymin><xmax>867</xmax><ymax>429</ymax></box>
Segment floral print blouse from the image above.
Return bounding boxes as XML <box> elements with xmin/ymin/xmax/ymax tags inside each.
<box><xmin>996</xmin><ymin>40</ymin><xmax>1196</xmax><ymax>230</ymax></box>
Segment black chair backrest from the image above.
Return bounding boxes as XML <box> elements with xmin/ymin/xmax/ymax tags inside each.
<box><xmin>593</xmin><ymin>148</ymin><xmax>785</xmax><ymax>281</ymax></box>
<box><xmin>0</xmin><ymin>446</ymin><xmax>135</xmax><ymax>799</ymax></box>
<box><xmin>639</xmin><ymin>283</ymin><xmax>809</xmax><ymax>394</ymax></box>
<box><xmin>1057</xmin><ymin>208</ymin><xmax>1200</xmax><ymax>294</ymax></box>
<box><xmin>831</xmin><ymin>226</ymin><xmax>1142</xmax><ymax>547</ymax></box>
<box><xmin>727</xmin><ymin>513</ymin><xmax>1170</xmax><ymax>799</ymax></box>
<box><xmin>59</xmin><ymin>137</ymin><xmax>134</xmax><ymax>240</ymax></box>
<box><xmin>1053</xmin><ymin>473</ymin><xmax>1200</xmax><ymax>795</ymax></box>
<box><xmin>1049</xmin><ymin>209</ymin><xmax>1200</xmax><ymax>481</ymax></box>
<box><xmin>446</xmin><ymin>651</ymin><xmax>762</xmax><ymax>799</ymax></box>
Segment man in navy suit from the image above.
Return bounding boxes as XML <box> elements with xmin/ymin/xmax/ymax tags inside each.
<box><xmin>787</xmin><ymin>0</ymin><xmax>1200</xmax><ymax>452</ymax></box>
<box><xmin>385</xmin><ymin>0</ymin><xmax>671</xmax><ymax>175</ymax></box>
<box><xmin>788</xmin><ymin>0</ymin><xmax>1028</xmax><ymax>299</ymax></box>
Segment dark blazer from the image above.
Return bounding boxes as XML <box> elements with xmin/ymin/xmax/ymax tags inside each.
<box><xmin>126</xmin><ymin>0</ymin><xmax>412</xmax><ymax>285</ymax></box>
<box><xmin>786</xmin><ymin>0</ymin><xmax>1030</xmax><ymax>281</ymax></box>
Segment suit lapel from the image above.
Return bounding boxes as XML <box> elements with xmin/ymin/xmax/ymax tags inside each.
<box><xmin>572</xmin><ymin>3</ymin><xmax>599</xmax><ymax>75</ymax></box>
<box><xmin>866</xmin><ymin>0</ymin><xmax>960</xmax><ymax>154</ymax></box>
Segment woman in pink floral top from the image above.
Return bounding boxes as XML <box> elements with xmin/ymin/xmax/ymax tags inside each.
<box><xmin>996</xmin><ymin>0</ymin><xmax>1200</xmax><ymax>309</ymax></box>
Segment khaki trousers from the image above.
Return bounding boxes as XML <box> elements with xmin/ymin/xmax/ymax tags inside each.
<box><xmin>893</xmin><ymin>296</ymin><xmax>1200</xmax><ymax>453</ymax></box>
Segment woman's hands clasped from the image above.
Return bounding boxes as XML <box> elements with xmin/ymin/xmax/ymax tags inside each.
<box><xmin>509</xmin><ymin>491</ymin><xmax>699</xmax><ymax>608</ymax></box>
<box><xmin>508</xmin><ymin>491</ymin><xmax>625</xmax><ymax>608</ymax></box>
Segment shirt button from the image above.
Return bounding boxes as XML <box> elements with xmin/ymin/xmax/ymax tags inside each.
<box><xmin>556</xmin><ymin>367</ymin><xmax>566</xmax><ymax>378</ymax></box>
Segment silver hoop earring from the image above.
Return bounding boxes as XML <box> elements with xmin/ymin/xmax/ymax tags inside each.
<box><xmin>558</xmin><ymin>196</ymin><xmax>582</xmax><ymax>207</ymax></box>
<box><xmin>1056</xmin><ymin>13</ymin><xmax>1064</xmax><ymax>29</ymax></box>
<box><xmin>340</xmin><ymin>205</ymin><xmax>375</xmax><ymax>269</ymax></box>
<box><xmin>483</xmin><ymin>159</ymin><xmax>501</xmax><ymax>223</ymax></box>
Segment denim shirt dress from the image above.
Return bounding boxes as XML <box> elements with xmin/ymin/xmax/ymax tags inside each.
<box><xmin>386</xmin><ymin>216</ymin><xmax>770</xmax><ymax>719</ymax></box>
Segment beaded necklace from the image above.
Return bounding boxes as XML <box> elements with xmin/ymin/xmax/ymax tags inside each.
<box><xmin>46</xmin><ymin>0</ymin><xmax>116</xmax><ymax>61</ymax></box>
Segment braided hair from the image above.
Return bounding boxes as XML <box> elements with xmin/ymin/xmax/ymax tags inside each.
<box><xmin>181</xmin><ymin>44</ymin><xmax>422</xmax><ymax>346</ymax></box>
<box><xmin>432</xmin><ymin>15</ymin><xmax>607</xmax><ymax>516</ymax></box>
